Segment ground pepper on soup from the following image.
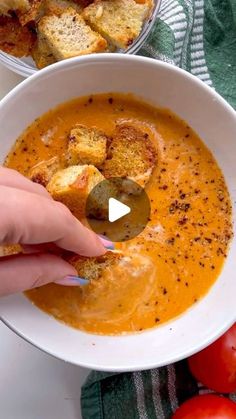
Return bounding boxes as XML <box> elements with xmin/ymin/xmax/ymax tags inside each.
<box><xmin>5</xmin><ymin>93</ymin><xmax>233</xmax><ymax>335</ymax></box>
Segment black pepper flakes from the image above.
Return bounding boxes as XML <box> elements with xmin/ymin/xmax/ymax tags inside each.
<box><xmin>178</xmin><ymin>216</ymin><xmax>188</xmax><ymax>225</ymax></box>
<box><xmin>166</xmin><ymin>237</ymin><xmax>175</xmax><ymax>245</ymax></box>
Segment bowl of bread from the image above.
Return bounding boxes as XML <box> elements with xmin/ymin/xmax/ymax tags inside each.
<box><xmin>0</xmin><ymin>0</ymin><xmax>160</xmax><ymax>77</ymax></box>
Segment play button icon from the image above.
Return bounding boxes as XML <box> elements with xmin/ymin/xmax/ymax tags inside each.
<box><xmin>86</xmin><ymin>177</ymin><xmax>150</xmax><ymax>242</ymax></box>
<box><xmin>108</xmin><ymin>198</ymin><xmax>131</xmax><ymax>222</ymax></box>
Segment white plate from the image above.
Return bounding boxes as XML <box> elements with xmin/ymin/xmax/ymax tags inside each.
<box><xmin>0</xmin><ymin>54</ymin><xmax>235</xmax><ymax>372</ymax></box>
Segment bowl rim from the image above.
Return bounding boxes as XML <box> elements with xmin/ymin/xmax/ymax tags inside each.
<box><xmin>0</xmin><ymin>54</ymin><xmax>236</xmax><ymax>371</ymax></box>
<box><xmin>1</xmin><ymin>53</ymin><xmax>235</xmax><ymax>117</ymax></box>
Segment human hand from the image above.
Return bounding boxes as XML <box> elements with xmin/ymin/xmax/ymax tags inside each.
<box><xmin>0</xmin><ymin>167</ymin><xmax>107</xmax><ymax>296</ymax></box>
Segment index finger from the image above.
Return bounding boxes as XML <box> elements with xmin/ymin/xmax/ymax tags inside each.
<box><xmin>0</xmin><ymin>186</ymin><xmax>106</xmax><ymax>257</ymax></box>
<box><xmin>0</xmin><ymin>166</ymin><xmax>52</xmax><ymax>199</ymax></box>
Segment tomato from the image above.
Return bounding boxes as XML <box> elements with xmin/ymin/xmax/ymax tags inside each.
<box><xmin>172</xmin><ymin>395</ymin><xmax>236</xmax><ymax>419</ymax></box>
<box><xmin>188</xmin><ymin>323</ymin><xmax>236</xmax><ymax>393</ymax></box>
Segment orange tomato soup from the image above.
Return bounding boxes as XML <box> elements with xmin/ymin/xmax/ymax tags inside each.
<box><xmin>5</xmin><ymin>93</ymin><xmax>232</xmax><ymax>335</ymax></box>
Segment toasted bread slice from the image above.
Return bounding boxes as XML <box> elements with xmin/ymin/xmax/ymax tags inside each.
<box><xmin>67</xmin><ymin>124</ymin><xmax>107</xmax><ymax>167</ymax></box>
<box><xmin>82</xmin><ymin>0</ymin><xmax>149</xmax><ymax>49</ymax></box>
<box><xmin>67</xmin><ymin>251</ymin><xmax>122</xmax><ymax>281</ymax></box>
<box><xmin>46</xmin><ymin>164</ymin><xmax>104</xmax><ymax>219</ymax></box>
<box><xmin>28</xmin><ymin>156</ymin><xmax>62</xmax><ymax>187</ymax></box>
<box><xmin>0</xmin><ymin>15</ymin><xmax>36</xmax><ymax>57</ymax></box>
<box><xmin>0</xmin><ymin>0</ymin><xmax>29</xmax><ymax>15</ymax></box>
<box><xmin>43</xmin><ymin>0</ymin><xmax>82</xmax><ymax>16</ymax></box>
<box><xmin>102</xmin><ymin>123</ymin><xmax>157</xmax><ymax>188</ymax></box>
<box><xmin>38</xmin><ymin>7</ymin><xmax>107</xmax><ymax>61</ymax></box>
<box><xmin>18</xmin><ymin>0</ymin><xmax>43</xmax><ymax>25</ymax></box>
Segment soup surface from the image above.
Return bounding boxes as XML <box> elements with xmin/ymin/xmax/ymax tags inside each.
<box><xmin>5</xmin><ymin>93</ymin><xmax>232</xmax><ymax>335</ymax></box>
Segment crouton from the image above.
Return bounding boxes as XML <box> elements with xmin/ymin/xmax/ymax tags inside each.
<box><xmin>0</xmin><ymin>0</ymin><xmax>29</xmax><ymax>15</ymax></box>
<box><xmin>67</xmin><ymin>124</ymin><xmax>107</xmax><ymax>168</ymax></box>
<box><xmin>0</xmin><ymin>15</ymin><xmax>36</xmax><ymax>57</ymax></box>
<box><xmin>0</xmin><ymin>244</ymin><xmax>22</xmax><ymax>257</ymax></box>
<box><xmin>38</xmin><ymin>7</ymin><xmax>107</xmax><ymax>61</ymax></box>
<box><xmin>46</xmin><ymin>164</ymin><xmax>104</xmax><ymax>219</ymax></box>
<box><xmin>28</xmin><ymin>156</ymin><xmax>62</xmax><ymax>187</ymax></box>
<box><xmin>102</xmin><ymin>123</ymin><xmax>157</xmax><ymax>188</ymax></box>
<box><xmin>32</xmin><ymin>32</ymin><xmax>56</xmax><ymax>69</ymax></box>
<box><xmin>67</xmin><ymin>250</ymin><xmax>122</xmax><ymax>281</ymax></box>
<box><xmin>43</xmin><ymin>0</ymin><xmax>82</xmax><ymax>16</ymax></box>
<box><xmin>82</xmin><ymin>0</ymin><xmax>149</xmax><ymax>49</ymax></box>
<box><xmin>18</xmin><ymin>0</ymin><xmax>43</xmax><ymax>25</ymax></box>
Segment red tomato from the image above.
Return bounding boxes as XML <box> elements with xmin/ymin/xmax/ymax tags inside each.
<box><xmin>172</xmin><ymin>395</ymin><xmax>236</xmax><ymax>419</ymax></box>
<box><xmin>188</xmin><ymin>323</ymin><xmax>236</xmax><ymax>393</ymax></box>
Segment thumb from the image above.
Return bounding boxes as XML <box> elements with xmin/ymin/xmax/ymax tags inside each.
<box><xmin>0</xmin><ymin>253</ymin><xmax>79</xmax><ymax>296</ymax></box>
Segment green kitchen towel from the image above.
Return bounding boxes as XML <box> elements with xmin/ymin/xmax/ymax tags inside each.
<box><xmin>81</xmin><ymin>1</ymin><xmax>236</xmax><ymax>418</ymax></box>
<box><xmin>81</xmin><ymin>361</ymin><xmax>236</xmax><ymax>418</ymax></box>
<box><xmin>139</xmin><ymin>0</ymin><xmax>236</xmax><ymax>108</ymax></box>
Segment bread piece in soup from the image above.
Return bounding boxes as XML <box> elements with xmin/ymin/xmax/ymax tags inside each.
<box><xmin>46</xmin><ymin>164</ymin><xmax>105</xmax><ymax>219</ymax></box>
<box><xmin>67</xmin><ymin>124</ymin><xmax>107</xmax><ymax>168</ymax></box>
<box><xmin>102</xmin><ymin>123</ymin><xmax>157</xmax><ymax>188</ymax></box>
<box><xmin>67</xmin><ymin>251</ymin><xmax>122</xmax><ymax>281</ymax></box>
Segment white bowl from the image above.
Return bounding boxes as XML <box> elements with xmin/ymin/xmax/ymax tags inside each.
<box><xmin>0</xmin><ymin>55</ymin><xmax>235</xmax><ymax>372</ymax></box>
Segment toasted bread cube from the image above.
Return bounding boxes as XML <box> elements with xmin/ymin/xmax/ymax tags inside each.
<box><xmin>18</xmin><ymin>0</ymin><xmax>43</xmax><ymax>25</ymax></box>
<box><xmin>46</xmin><ymin>164</ymin><xmax>104</xmax><ymax>219</ymax></box>
<box><xmin>102</xmin><ymin>123</ymin><xmax>157</xmax><ymax>188</ymax></box>
<box><xmin>67</xmin><ymin>251</ymin><xmax>122</xmax><ymax>281</ymax></box>
<box><xmin>28</xmin><ymin>156</ymin><xmax>62</xmax><ymax>187</ymax></box>
<box><xmin>82</xmin><ymin>0</ymin><xmax>149</xmax><ymax>49</ymax></box>
<box><xmin>0</xmin><ymin>0</ymin><xmax>29</xmax><ymax>15</ymax></box>
<box><xmin>32</xmin><ymin>33</ymin><xmax>56</xmax><ymax>69</ymax></box>
<box><xmin>38</xmin><ymin>7</ymin><xmax>107</xmax><ymax>61</ymax></box>
<box><xmin>0</xmin><ymin>15</ymin><xmax>36</xmax><ymax>57</ymax></box>
<box><xmin>67</xmin><ymin>124</ymin><xmax>107</xmax><ymax>167</ymax></box>
<box><xmin>32</xmin><ymin>32</ymin><xmax>56</xmax><ymax>69</ymax></box>
<box><xmin>43</xmin><ymin>0</ymin><xmax>82</xmax><ymax>16</ymax></box>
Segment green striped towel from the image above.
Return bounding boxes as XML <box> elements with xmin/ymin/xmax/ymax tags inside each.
<box><xmin>140</xmin><ymin>0</ymin><xmax>236</xmax><ymax>108</ymax></box>
<box><xmin>81</xmin><ymin>1</ymin><xmax>236</xmax><ymax>417</ymax></box>
<box><xmin>81</xmin><ymin>361</ymin><xmax>236</xmax><ymax>418</ymax></box>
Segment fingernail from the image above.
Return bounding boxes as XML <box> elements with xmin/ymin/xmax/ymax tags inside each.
<box><xmin>55</xmin><ymin>275</ymin><xmax>89</xmax><ymax>286</ymax></box>
<box><xmin>98</xmin><ymin>235</ymin><xmax>115</xmax><ymax>250</ymax></box>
